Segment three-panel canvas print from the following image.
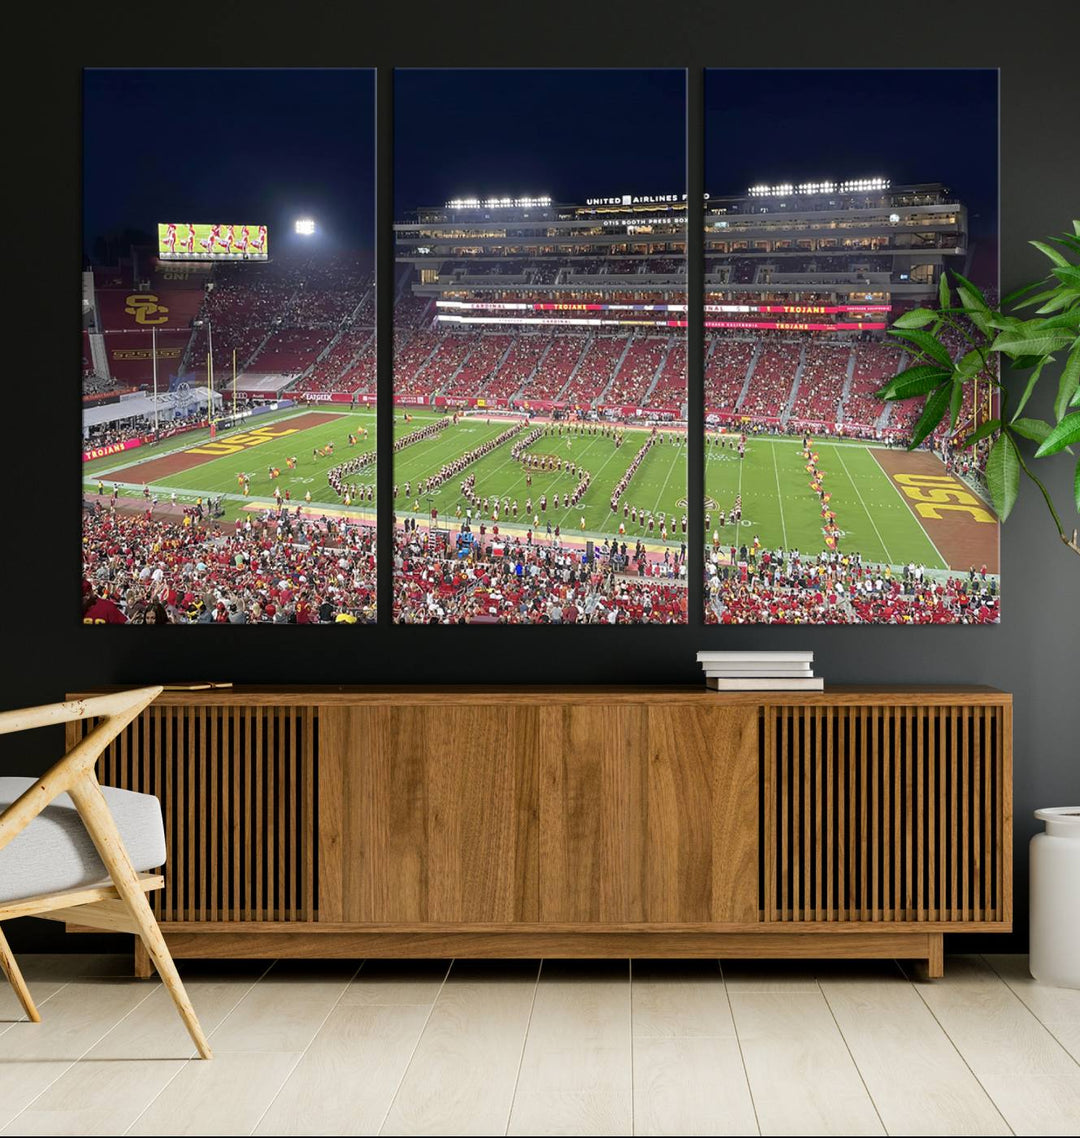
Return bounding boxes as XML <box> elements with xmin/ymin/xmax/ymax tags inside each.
<box><xmin>81</xmin><ymin>67</ymin><xmax>999</xmax><ymax>626</ymax></box>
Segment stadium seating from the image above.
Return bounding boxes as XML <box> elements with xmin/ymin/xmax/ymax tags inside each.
<box><xmin>704</xmin><ymin>338</ymin><xmax>756</xmax><ymax>414</ymax></box>
<box><xmin>739</xmin><ymin>343</ymin><xmax>801</xmax><ymax>421</ymax></box>
<box><xmin>788</xmin><ymin>345</ymin><xmax>853</xmax><ymax>427</ymax></box>
<box><xmin>559</xmin><ymin>337</ymin><xmax>627</xmax><ymax>405</ymax></box>
<box><xmin>440</xmin><ymin>335</ymin><xmax>514</xmax><ymax>398</ymax></box>
<box><xmin>842</xmin><ymin>343</ymin><xmax>906</xmax><ymax>428</ymax></box>
<box><xmin>519</xmin><ymin>336</ymin><xmax>589</xmax><ymax>402</ymax></box>
<box><xmin>602</xmin><ymin>337</ymin><xmax>668</xmax><ymax>406</ymax></box>
<box><xmin>645</xmin><ymin>341</ymin><xmax>687</xmax><ymax>410</ymax></box>
<box><xmin>483</xmin><ymin>336</ymin><xmax>550</xmax><ymax>401</ymax></box>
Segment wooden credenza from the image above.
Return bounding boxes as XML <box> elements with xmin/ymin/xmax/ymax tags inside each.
<box><xmin>67</xmin><ymin>686</ymin><xmax>1012</xmax><ymax>976</ymax></box>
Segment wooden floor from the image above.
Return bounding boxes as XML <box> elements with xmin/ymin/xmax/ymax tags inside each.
<box><xmin>1</xmin><ymin>953</ymin><xmax>1078</xmax><ymax>1136</ymax></box>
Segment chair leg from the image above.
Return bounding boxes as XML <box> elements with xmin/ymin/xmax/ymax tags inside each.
<box><xmin>69</xmin><ymin>777</ymin><xmax>213</xmax><ymax>1059</ymax></box>
<box><xmin>0</xmin><ymin>924</ymin><xmax>40</xmax><ymax>1023</ymax></box>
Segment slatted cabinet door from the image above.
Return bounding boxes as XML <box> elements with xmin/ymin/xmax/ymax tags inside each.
<box><xmin>72</xmin><ymin>702</ymin><xmax>318</xmax><ymax>924</ymax></box>
<box><xmin>762</xmin><ymin>702</ymin><xmax>1009</xmax><ymax>926</ymax></box>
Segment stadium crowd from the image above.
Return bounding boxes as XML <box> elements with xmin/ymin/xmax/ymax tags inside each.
<box><xmin>393</xmin><ymin>529</ymin><xmax>687</xmax><ymax>624</ymax></box>
<box><xmin>82</xmin><ymin>507</ymin><xmax>376</xmax><ymax>624</ymax></box>
<box><xmin>705</xmin><ymin>549</ymin><xmax>998</xmax><ymax>625</ymax></box>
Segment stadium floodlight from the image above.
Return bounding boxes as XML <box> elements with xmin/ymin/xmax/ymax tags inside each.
<box><xmin>295</xmin><ymin>218</ymin><xmax>316</xmax><ymax>236</ymax></box>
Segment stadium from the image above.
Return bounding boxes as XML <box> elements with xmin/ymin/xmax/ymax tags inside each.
<box><xmin>81</xmin><ymin>247</ymin><xmax>379</xmax><ymax>624</ymax></box>
<box><xmin>80</xmin><ymin>177</ymin><xmax>999</xmax><ymax>626</ymax></box>
<box><xmin>390</xmin><ymin>192</ymin><xmax>690</xmax><ymax>623</ymax></box>
<box><xmin>386</xmin><ymin>179</ymin><xmax>999</xmax><ymax>624</ymax></box>
<box><xmin>700</xmin><ymin>177</ymin><xmax>1000</xmax><ymax>624</ymax></box>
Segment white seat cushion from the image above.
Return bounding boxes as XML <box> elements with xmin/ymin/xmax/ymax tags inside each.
<box><xmin>0</xmin><ymin>777</ymin><xmax>166</xmax><ymax>904</ymax></box>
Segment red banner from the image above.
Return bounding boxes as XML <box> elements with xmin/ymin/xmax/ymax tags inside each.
<box><xmin>82</xmin><ymin>436</ymin><xmax>149</xmax><ymax>463</ymax></box>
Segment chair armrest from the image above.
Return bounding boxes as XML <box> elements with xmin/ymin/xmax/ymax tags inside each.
<box><xmin>0</xmin><ymin>687</ymin><xmax>162</xmax><ymax>737</ymax></box>
<box><xmin>0</xmin><ymin>686</ymin><xmax>163</xmax><ymax>854</ymax></box>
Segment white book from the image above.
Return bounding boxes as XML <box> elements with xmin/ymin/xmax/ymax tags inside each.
<box><xmin>696</xmin><ymin>650</ymin><xmax>814</xmax><ymax>663</ymax></box>
<box><xmin>701</xmin><ymin>661</ymin><xmax>813</xmax><ymax>673</ymax></box>
<box><xmin>705</xmin><ymin>664</ymin><xmax>814</xmax><ymax>673</ymax></box>
<box><xmin>706</xmin><ymin>677</ymin><xmax>824</xmax><ymax>691</ymax></box>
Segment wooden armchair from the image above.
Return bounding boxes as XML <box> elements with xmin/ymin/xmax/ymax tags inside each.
<box><xmin>0</xmin><ymin>687</ymin><xmax>211</xmax><ymax>1059</ymax></box>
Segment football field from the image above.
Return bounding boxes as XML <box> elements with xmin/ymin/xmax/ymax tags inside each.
<box><xmin>706</xmin><ymin>434</ymin><xmax>997</xmax><ymax>572</ymax></box>
<box><xmin>392</xmin><ymin>412</ymin><xmax>688</xmax><ymax>541</ymax></box>
<box><xmin>82</xmin><ymin>409</ymin><xmax>997</xmax><ymax>573</ymax></box>
<box><xmin>83</xmin><ymin>407</ymin><xmax>378</xmax><ymax>522</ymax></box>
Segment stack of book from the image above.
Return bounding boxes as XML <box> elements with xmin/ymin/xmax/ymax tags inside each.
<box><xmin>696</xmin><ymin>651</ymin><xmax>823</xmax><ymax>691</ymax></box>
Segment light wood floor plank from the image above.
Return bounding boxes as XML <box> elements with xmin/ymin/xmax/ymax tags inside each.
<box><xmin>0</xmin><ymin>978</ymin><xmax>159</xmax><ymax>1129</ymax></box>
<box><xmin>253</xmin><ymin>1005</ymin><xmax>432</xmax><ymax>1137</ymax></box>
<box><xmin>339</xmin><ymin>959</ymin><xmax>452</xmax><ymax>1007</ymax></box>
<box><xmin>0</xmin><ymin>974</ymin><xmax>66</xmax><ymax>1029</ymax></box>
<box><xmin>984</xmin><ymin>954</ymin><xmax>1080</xmax><ymax>1026</ymax></box>
<box><xmin>977</xmin><ymin>1073</ymin><xmax>1080</xmax><ymax>1136</ymax></box>
<box><xmin>729</xmin><ymin>991</ymin><xmax>884</xmax><ymax>1136</ymax></box>
<box><xmin>631</xmin><ymin>960</ymin><xmax>735</xmax><ymax>1038</ymax></box>
<box><xmin>207</xmin><ymin>960</ymin><xmax>357</xmax><ymax>1053</ymax></box>
<box><xmin>381</xmin><ymin>960</ymin><xmax>540</xmax><ymax>1136</ymax></box>
<box><xmin>720</xmin><ymin>961</ymin><xmax>821</xmax><ymax>993</ymax></box>
<box><xmin>126</xmin><ymin>1050</ymin><xmax>302</xmax><ymax>1136</ymax></box>
<box><xmin>820</xmin><ymin>973</ymin><xmax>1010</xmax><ymax>1135</ymax></box>
<box><xmin>507</xmin><ymin>961</ymin><xmax>632</xmax><ymax>1137</ymax></box>
<box><xmin>1</xmin><ymin>1059</ymin><xmax>185</xmax><ymax>1136</ymax></box>
<box><xmin>633</xmin><ymin>1036</ymin><xmax>758</xmax><ymax>1136</ymax></box>
<box><xmin>905</xmin><ymin>955</ymin><xmax>1078</xmax><ymax>1078</ymax></box>
<box><xmin>85</xmin><ymin>964</ymin><xmax>267</xmax><ymax>1060</ymax></box>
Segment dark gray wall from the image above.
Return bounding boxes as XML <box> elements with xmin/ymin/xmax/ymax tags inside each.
<box><xmin>3</xmin><ymin>4</ymin><xmax>1078</xmax><ymax>953</ymax></box>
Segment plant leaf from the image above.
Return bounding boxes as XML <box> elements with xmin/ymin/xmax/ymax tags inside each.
<box><xmin>1010</xmin><ymin>417</ymin><xmax>1053</xmax><ymax>444</ymax></box>
<box><xmin>949</xmin><ymin>379</ymin><xmax>964</xmax><ymax>430</ymax></box>
<box><xmin>991</xmin><ymin>326</ymin><xmax>1074</xmax><ymax>358</ymax></box>
<box><xmin>875</xmin><ymin>365</ymin><xmax>952</xmax><ymax>401</ymax></box>
<box><xmin>907</xmin><ymin>383</ymin><xmax>952</xmax><ymax>451</ymax></box>
<box><xmin>1010</xmin><ymin>357</ymin><xmax>1048</xmax><ymax>421</ymax></box>
<box><xmin>953</xmin><ymin>274</ymin><xmax>994</xmax><ymax>335</ymax></box>
<box><xmin>1031</xmin><ymin>240</ymin><xmax>1070</xmax><ymax>267</ymax></box>
<box><xmin>1056</xmin><ymin>343</ymin><xmax>1080</xmax><ymax>422</ymax></box>
<box><xmin>892</xmin><ymin>307</ymin><xmax>937</xmax><ymax>329</ymax></box>
<box><xmin>1035</xmin><ymin>289</ymin><xmax>1080</xmax><ymax>314</ymax></box>
<box><xmin>1034</xmin><ymin>412</ymin><xmax>1080</xmax><ymax>457</ymax></box>
<box><xmin>1052</xmin><ymin>265</ymin><xmax>1080</xmax><ymax>288</ymax></box>
<box><xmin>888</xmin><ymin>328</ymin><xmax>955</xmax><ymax>369</ymax></box>
<box><xmin>1015</xmin><ymin>286</ymin><xmax>1070</xmax><ymax>310</ymax></box>
<box><xmin>1002</xmin><ymin>278</ymin><xmax>1050</xmax><ymax>307</ymax></box>
<box><xmin>986</xmin><ymin>433</ymin><xmax>1020</xmax><ymax>521</ymax></box>
<box><xmin>962</xmin><ymin>418</ymin><xmax>1001</xmax><ymax>447</ymax></box>
<box><xmin>939</xmin><ymin>271</ymin><xmax>951</xmax><ymax>310</ymax></box>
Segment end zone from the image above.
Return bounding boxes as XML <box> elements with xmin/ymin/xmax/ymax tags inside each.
<box><xmin>870</xmin><ymin>448</ymin><xmax>999</xmax><ymax>575</ymax></box>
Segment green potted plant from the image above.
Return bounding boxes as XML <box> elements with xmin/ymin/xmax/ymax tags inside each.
<box><xmin>875</xmin><ymin>220</ymin><xmax>1080</xmax><ymax>557</ymax></box>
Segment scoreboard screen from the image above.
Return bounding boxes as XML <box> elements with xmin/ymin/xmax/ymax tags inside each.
<box><xmin>158</xmin><ymin>223</ymin><xmax>269</xmax><ymax>261</ymax></box>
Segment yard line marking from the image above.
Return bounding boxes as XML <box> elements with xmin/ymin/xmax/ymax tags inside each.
<box><xmin>770</xmin><ymin>441</ymin><xmax>788</xmax><ymax>550</ymax></box>
<box><xmin>832</xmin><ymin>443</ymin><xmax>894</xmax><ymax>565</ymax></box>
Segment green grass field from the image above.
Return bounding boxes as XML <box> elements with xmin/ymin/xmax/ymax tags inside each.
<box><xmin>82</xmin><ymin>409</ymin><xmax>954</xmax><ymax>569</ymax></box>
<box><xmin>83</xmin><ymin>408</ymin><xmax>378</xmax><ymax>523</ymax></box>
<box><xmin>705</xmin><ymin>434</ymin><xmax>945</xmax><ymax>568</ymax></box>
<box><xmin>392</xmin><ymin>413</ymin><xmax>689</xmax><ymax>541</ymax></box>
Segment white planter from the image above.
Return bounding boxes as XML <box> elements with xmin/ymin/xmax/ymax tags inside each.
<box><xmin>1030</xmin><ymin>807</ymin><xmax>1080</xmax><ymax>988</ymax></box>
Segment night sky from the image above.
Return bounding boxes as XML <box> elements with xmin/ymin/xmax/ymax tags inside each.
<box><xmin>705</xmin><ymin>69</ymin><xmax>998</xmax><ymax>239</ymax></box>
<box><xmin>394</xmin><ymin>70</ymin><xmax>687</xmax><ymax>215</ymax></box>
<box><xmin>82</xmin><ymin>69</ymin><xmax>376</xmax><ymax>259</ymax></box>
